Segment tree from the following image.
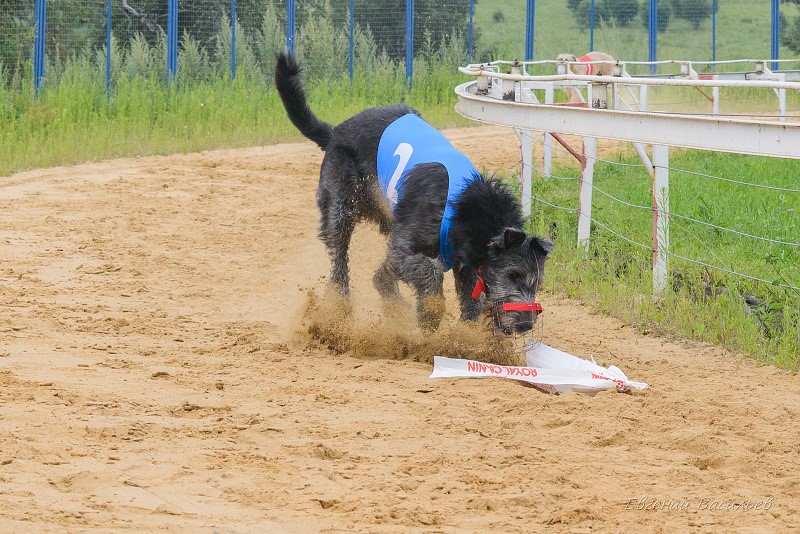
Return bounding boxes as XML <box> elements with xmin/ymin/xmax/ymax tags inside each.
<box><xmin>671</xmin><ymin>0</ymin><xmax>712</xmax><ymax>31</ymax></box>
<box><xmin>566</xmin><ymin>0</ymin><xmax>611</xmax><ymax>31</ymax></box>
<box><xmin>782</xmin><ymin>13</ymin><xmax>800</xmax><ymax>54</ymax></box>
<box><xmin>602</xmin><ymin>0</ymin><xmax>639</xmax><ymax>27</ymax></box>
<box><xmin>0</xmin><ymin>0</ymin><xmax>34</xmax><ymax>84</ymax></box>
<box><xmin>782</xmin><ymin>0</ymin><xmax>800</xmax><ymax>54</ymax></box>
<box><xmin>641</xmin><ymin>0</ymin><xmax>672</xmax><ymax>33</ymax></box>
<box><xmin>327</xmin><ymin>0</ymin><xmax>472</xmax><ymax>61</ymax></box>
<box><xmin>105</xmin><ymin>0</ymin><xmax>269</xmax><ymax>53</ymax></box>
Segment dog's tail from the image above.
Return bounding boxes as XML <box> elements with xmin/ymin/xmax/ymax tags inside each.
<box><xmin>274</xmin><ymin>52</ymin><xmax>333</xmax><ymax>150</ymax></box>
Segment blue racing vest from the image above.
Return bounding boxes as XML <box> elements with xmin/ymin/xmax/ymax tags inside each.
<box><xmin>377</xmin><ymin>114</ymin><xmax>480</xmax><ymax>271</ymax></box>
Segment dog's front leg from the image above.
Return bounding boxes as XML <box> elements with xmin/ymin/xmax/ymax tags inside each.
<box><xmin>453</xmin><ymin>265</ymin><xmax>482</xmax><ymax>322</ymax></box>
<box><xmin>373</xmin><ymin>261</ymin><xmax>401</xmax><ymax>299</ymax></box>
<box><xmin>391</xmin><ymin>252</ymin><xmax>445</xmax><ymax>332</ymax></box>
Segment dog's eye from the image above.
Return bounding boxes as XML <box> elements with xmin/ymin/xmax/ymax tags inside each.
<box><xmin>509</xmin><ymin>271</ymin><xmax>525</xmax><ymax>283</ymax></box>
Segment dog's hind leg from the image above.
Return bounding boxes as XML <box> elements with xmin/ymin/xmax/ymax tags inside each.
<box><xmin>317</xmin><ymin>196</ymin><xmax>354</xmax><ymax>295</ymax></box>
<box><xmin>316</xmin><ymin>155</ymin><xmax>360</xmax><ymax>296</ymax></box>
<box><xmin>453</xmin><ymin>266</ymin><xmax>483</xmax><ymax>322</ymax></box>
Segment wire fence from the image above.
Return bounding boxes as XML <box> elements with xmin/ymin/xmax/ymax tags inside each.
<box><xmin>2</xmin><ymin>1</ymin><xmax>800</xmax><ymax>92</ymax></box>
<box><xmin>517</xmin><ymin>130</ymin><xmax>800</xmax><ymax>298</ymax></box>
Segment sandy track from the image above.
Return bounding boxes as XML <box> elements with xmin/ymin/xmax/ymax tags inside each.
<box><xmin>1</xmin><ymin>126</ymin><xmax>799</xmax><ymax>533</ymax></box>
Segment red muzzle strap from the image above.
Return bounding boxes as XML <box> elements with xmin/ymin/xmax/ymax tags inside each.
<box><xmin>471</xmin><ymin>271</ymin><xmax>486</xmax><ymax>299</ymax></box>
<box><xmin>472</xmin><ymin>269</ymin><xmax>543</xmax><ymax>313</ymax></box>
<box><xmin>501</xmin><ymin>302</ymin><xmax>543</xmax><ymax>313</ymax></box>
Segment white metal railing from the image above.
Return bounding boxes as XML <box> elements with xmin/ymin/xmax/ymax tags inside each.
<box><xmin>453</xmin><ymin>61</ymin><xmax>800</xmax><ymax>297</ymax></box>
<box><xmin>460</xmin><ymin>58</ymin><xmax>800</xmax><ymax>123</ymax></box>
<box><xmin>460</xmin><ymin>58</ymin><xmax>800</xmax><ymax>81</ymax></box>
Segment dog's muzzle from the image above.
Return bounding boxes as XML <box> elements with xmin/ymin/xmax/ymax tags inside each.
<box><xmin>472</xmin><ymin>270</ymin><xmax>543</xmax><ymax>336</ymax></box>
<box><xmin>493</xmin><ymin>301</ymin><xmax>543</xmax><ymax>335</ymax></box>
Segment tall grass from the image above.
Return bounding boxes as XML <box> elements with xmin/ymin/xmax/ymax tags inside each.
<box><xmin>0</xmin><ymin>41</ymin><xmax>468</xmax><ymax>176</ymax></box>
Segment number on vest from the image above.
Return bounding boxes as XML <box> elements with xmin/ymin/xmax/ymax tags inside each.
<box><xmin>386</xmin><ymin>142</ymin><xmax>413</xmax><ymax>205</ymax></box>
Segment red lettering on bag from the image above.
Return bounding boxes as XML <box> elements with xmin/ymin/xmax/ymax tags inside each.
<box><xmin>505</xmin><ymin>367</ymin><xmax>538</xmax><ymax>378</ymax></box>
<box><xmin>591</xmin><ymin>373</ymin><xmax>625</xmax><ymax>390</ymax></box>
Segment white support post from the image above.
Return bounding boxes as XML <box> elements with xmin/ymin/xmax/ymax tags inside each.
<box><xmin>543</xmin><ymin>84</ymin><xmax>554</xmax><ymax>178</ymax></box>
<box><xmin>490</xmin><ymin>75</ymin><xmax>503</xmax><ymax>99</ymax></box>
<box><xmin>777</xmin><ymin>88</ymin><xmax>787</xmax><ymax>123</ymax></box>
<box><xmin>501</xmin><ymin>77</ymin><xmax>517</xmax><ymax>101</ymax></box>
<box><xmin>633</xmin><ymin>142</ymin><xmax>654</xmax><ymax>176</ymax></box>
<box><xmin>639</xmin><ymin>85</ymin><xmax>649</xmax><ymax>111</ymax></box>
<box><xmin>652</xmin><ymin>145</ymin><xmax>670</xmax><ymax>298</ymax></box>
<box><xmin>591</xmin><ymin>82</ymin><xmax>609</xmax><ymax>109</ymax></box>
<box><xmin>623</xmin><ymin>84</ymin><xmax>641</xmax><ymax>111</ymax></box>
<box><xmin>516</xmin><ymin>129</ymin><xmax>534</xmax><ymax>218</ymax></box>
<box><xmin>544</xmin><ymin>84</ymin><xmax>554</xmax><ymax>105</ymax></box>
<box><xmin>577</xmin><ymin>136</ymin><xmax>597</xmax><ymax>253</ymax></box>
<box><xmin>543</xmin><ymin>134</ymin><xmax>553</xmax><ymax>178</ymax></box>
<box><xmin>712</xmin><ymin>86</ymin><xmax>720</xmax><ymax>116</ymax></box>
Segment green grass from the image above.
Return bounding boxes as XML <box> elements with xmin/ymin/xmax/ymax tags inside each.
<box><xmin>0</xmin><ymin>65</ymin><xmax>473</xmax><ymax>176</ymax></box>
<box><xmin>521</xmin><ymin>149</ymin><xmax>799</xmax><ymax>369</ymax></box>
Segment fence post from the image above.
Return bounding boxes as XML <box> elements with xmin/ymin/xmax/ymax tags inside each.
<box><xmin>468</xmin><ymin>0</ymin><xmax>474</xmax><ymax>64</ymax></box>
<box><xmin>652</xmin><ymin>145</ymin><xmax>669</xmax><ymax>297</ymax></box>
<box><xmin>543</xmin><ymin>85</ymin><xmax>553</xmax><ymax>178</ymax></box>
<box><xmin>349</xmin><ymin>0</ymin><xmax>355</xmax><ymax>80</ymax></box>
<box><xmin>106</xmin><ymin>0</ymin><xmax>112</xmax><ymax>98</ymax></box>
<box><xmin>711</xmin><ymin>0</ymin><xmax>717</xmax><ymax>62</ymax></box>
<box><xmin>405</xmin><ymin>0</ymin><xmax>414</xmax><ymax>83</ymax></box>
<box><xmin>287</xmin><ymin>0</ymin><xmax>296</xmax><ymax>54</ymax></box>
<box><xmin>231</xmin><ymin>0</ymin><xmax>237</xmax><ymax>79</ymax></box>
<box><xmin>771</xmin><ymin>0</ymin><xmax>779</xmax><ymax>70</ymax></box>
<box><xmin>517</xmin><ymin>129</ymin><xmax>533</xmax><ymax>218</ymax></box>
<box><xmin>167</xmin><ymin>0</ymin><xmax>177</xmax><ymax>83</ymax></box>
<box><xmin>648</xmin><ymin>0</ymin><xmax>657</xmax><ymax>74</ymax></box>
<box><xmin>577</xmin><ymin>136</ymin><xmax>596</xmax><ymax>253</ymax></box>
<box><xmin>589</xmin><ymin>0</ymin><xmax>595</xmax><ymax>52</ymax></box>
<box><xmin>525</xmin><ymin>0</ymin><xmax>535</xmax><ymax>61</ymax></box>
<box><xmin>33</xmin><ymin>0</ymin><xmax>46</xmax><ymax>96</ymax></box>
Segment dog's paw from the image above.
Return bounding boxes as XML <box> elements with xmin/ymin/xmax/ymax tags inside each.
<box><xmin>417</xmin><ymin>295</ymin><xmax>445</xmax><ymax>333</ymax></box>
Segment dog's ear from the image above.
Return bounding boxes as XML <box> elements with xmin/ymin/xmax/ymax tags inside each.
<box><xmin>504</xmin><ymin>228</ymin><xmax>527</xmax><ymax>249</ymax></box>
<box><xmin>531</xmin><ymin>237</ymin><xmax>554</xmax><ymax>258</ymax></box>
<box><xmin>488</xmin><ymin>228</ymin><xmax>526</xmax><ymax>251</ymax></box>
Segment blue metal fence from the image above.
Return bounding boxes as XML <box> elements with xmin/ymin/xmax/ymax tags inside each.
<box><xmin>287</xmin><ymin>0</ymin><xmax>296</xmax><ymax>54</ymax></box>
<box><xmin>2</xmin><ymin>0</ymin><xmax>796</xmax><ymax>95</ymax></box>
<box><xmin>167</xmin><ymin>0</ymin><xmax>177</xmax><ymax>83</ymax></box>
<box><xmin>405</xmin><ymin>0</ymin><xmax>414</xmax><ymax>81</ymax></box>
<box><xmin>33</xmin><ymin>0</ymin><xmax>46</xmax><ymax>95</ymax></box>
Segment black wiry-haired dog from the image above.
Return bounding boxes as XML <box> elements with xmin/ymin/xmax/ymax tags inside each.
<box><xmin>275</xmin><ymin>52</ymin><xmax>553</xmax><ymax>334</ymax></box>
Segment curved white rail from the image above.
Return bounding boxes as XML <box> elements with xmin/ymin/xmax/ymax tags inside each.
<box><xmin>454</xmin><ymin>82</ymin><xmax>800</xmax><ymax>158</ymax></box>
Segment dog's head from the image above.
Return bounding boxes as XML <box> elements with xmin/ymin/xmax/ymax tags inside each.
<box><xmin>556</xmin><ymin>54</ymin><xmax>578</xmax><ymax>75</ymax></box>
<box><xmin>482</xmin><ymin>228</ymin><xmax>554</xmax><ymax>335</ymax></box>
